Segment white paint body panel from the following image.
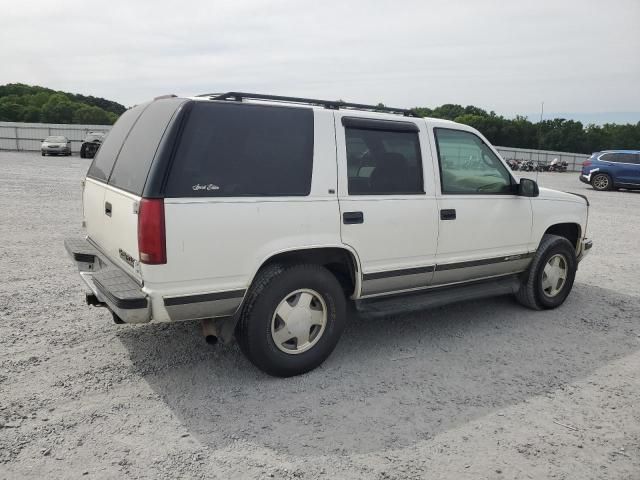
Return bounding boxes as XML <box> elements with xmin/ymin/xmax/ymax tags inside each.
<box><xmin>530</xmin><ymin>188</ymin><xmax>588</xmax><ymax>251</ymax></box>
<box><xmin>83</xmin><ymin>178</ymin><xmax>142</xmax><ymax>281</ymax></box>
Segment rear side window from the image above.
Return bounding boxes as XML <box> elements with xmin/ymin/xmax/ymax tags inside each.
<box><xmin>108</xmin><ymin>99</ymin><xmax>184</xmax><ymax>195</ymax></box>
<box><xmin>87</xmin><ymin>103</ymin><xmax>147</xmax><ymax>182</ymax></box>
<box><xmin>344</xmin><ymin>120</ymin><xmax>424</xmax><ymax>195</ymax></box>
<box><xmin>601</xmin><ymin>152</ymin><xmax>639</xmax><ymax>164</ymax></box>
<box><xmin>165</xmin><ymin>103</ymin><xmax>314</xmax><ymax>197</ymax></box>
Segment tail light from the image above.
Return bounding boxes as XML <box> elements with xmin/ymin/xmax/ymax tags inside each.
<box><xmin>138</xmin><ymin>198</ymin><xmax>166</xmax><ymax>264</ymax></box>
<box><xmin>582</xmin><ymin>160</ymin><xmax>592</xmax><ymax>168</ymax></box>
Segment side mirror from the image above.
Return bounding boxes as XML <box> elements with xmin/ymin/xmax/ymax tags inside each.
<box><xmin>519</xmin><ymin>178</ymin><xmax>539</xmax><ymax>197</ymax></box>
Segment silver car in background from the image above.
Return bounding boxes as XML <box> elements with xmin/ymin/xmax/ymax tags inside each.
<box><xmin>41</xmin><ymin>136</ymin><xmax>72</xmax><ymax>156</ymax></box>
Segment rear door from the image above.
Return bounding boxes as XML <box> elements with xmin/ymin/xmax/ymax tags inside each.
<box><xmin>83</xmin><ymin>98</ymin><xmax>185</xmax><ymax>278</ymax></box>
<box><xmin>607</xmin><ymin>153</ymin><xmax>640</xmax><ymax>185</ymax></box>
<box><xmin>335</xmin><ymin>114</ymin><xmax>439</xmax><ymax>297</ymax></box>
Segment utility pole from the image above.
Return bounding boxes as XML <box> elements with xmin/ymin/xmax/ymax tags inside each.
<box><xmin>537</xmin><ymin>101</ymin><xmax>545</xmax><ymax>150</ymax></box>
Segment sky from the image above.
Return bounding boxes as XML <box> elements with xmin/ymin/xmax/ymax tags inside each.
<box><xmin>1</xmin><ymin>0</ymin><xmax>639</xmax><ymax>123</ymax></box>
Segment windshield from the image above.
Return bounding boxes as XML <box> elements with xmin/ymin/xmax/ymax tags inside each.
<box><xmin>45</xmin><ymin>136</ymin><xmax>67</xmax><ymax>142</ymax></box>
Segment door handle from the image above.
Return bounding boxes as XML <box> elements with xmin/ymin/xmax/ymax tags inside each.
<box><xmin>105</xmin><ymin>201</ymin><xmax>112</xmax><ymax>217</ymax></box>
<box><xmin>343</xmin><ymin>211</ymin><xmax>364</xmax><ymax>224</ymax></box>
<box><xmin>440</xmin><ymin>209</ymin><xmax>456</xmax><ymax>220</ymax></box>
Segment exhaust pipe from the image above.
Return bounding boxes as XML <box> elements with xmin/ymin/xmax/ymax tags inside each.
<box><xmin>86</xmin><ymin>293</ymin><xmax>106</xmax><ymax>307</ymax></box>
<box><xmin>201</xmin><ymin>318</ymin><xmax>220</xmax><ymax>345</ymax></box>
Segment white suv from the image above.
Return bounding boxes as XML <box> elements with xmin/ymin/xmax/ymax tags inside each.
<box><xmin>65</xmin><ymin>92</ymin><xmax>592</xmax><ymax>377</ymax></box>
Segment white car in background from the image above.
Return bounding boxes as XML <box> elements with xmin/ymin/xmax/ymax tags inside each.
<box><xmin>65</xmin><ymin>92</ymin><xmax>592</xmax><ymax>377</ymax></box>
<box><xmin>41</xmin><ymin>135</ymin><xmax>72</xmax><ymax>156</ymax></box>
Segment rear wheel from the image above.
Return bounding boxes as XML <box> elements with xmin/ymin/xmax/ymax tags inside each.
<box><xmin>516</xmin><ymin>234</ymin><xmax>577</xmax><ymax>310</ymax></box>
<box><xmin>236</xmin><ymin>264</ymin><xmax>346</xmax><ymax>377</ymax></box>
<box><xmin>591</xmin><ymin>173</ymin><xmax>612</xmax><ymax>191</ymax></box>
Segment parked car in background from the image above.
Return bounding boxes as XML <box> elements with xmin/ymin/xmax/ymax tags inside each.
<box><xmin>80</xmin><ymin>132</ymin><xmax>106</xmax><ymax>159</ymax></box>
<box><xmin>41</xmin><ymin>136</ymin><xmax>71</xmax><ymax>156</ymax></box>
<box><xmin>580</xmin><ymin>150</ymin><xmax>640</xmax><ymax>191</ymax></box>
<box><xmin>65</xmin><ymin>92</ymin><xmax>592</xmax><ymax>377</ymax></box>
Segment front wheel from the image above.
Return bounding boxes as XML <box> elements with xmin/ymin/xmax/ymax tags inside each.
<box><xmin>591</xmin><ymin>173</ymin><xmax>612</xmax><ymax>191</ymax></box>
<box><xmin>236</xmin><ymin>264</ymin><xmax>346</xmax><ymax>377</ymax></box>
<box><xmin>516</xmin><ymin>234</ymin><xmax>577</xmax><ymax>310</ymax></box>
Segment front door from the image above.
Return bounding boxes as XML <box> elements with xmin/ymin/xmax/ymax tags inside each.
<box><xmin>429</xmin><ymin>125</ymin><xmax>533</xmax><ymax>285</ymax></box>
<box><xmin>335</xmin><ymin>114</ymin><xmax>440</xmax><ymax>297</ymax></box>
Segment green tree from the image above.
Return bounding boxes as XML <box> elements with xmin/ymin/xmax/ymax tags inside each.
<box><xmin>431</xmin><ymin>104</ymin><xmax>466</xmax><ymax>120</ymax></box>
<box><xmin>22</xmin><ymin>106</ymin><xmax>41</xmax><ymax>122</ymax></box>
<box><xmin>0</xmin><ymin>101</ymin><xmax>25</xmax><ymax>121</ymax></box>
<box><xmin>73</xmin><ymin>105</ymin><xmax>111</xmax><ymax>124</ymax></box>
<box><xmin>41</xmin><ymin>94</ymin><xmax>76</xmax><ymax>123</ymax></box>
<box><xmin>0</xmin><ymin>83</ymin><xmax>124</xmax><ymax>125</ymax></box>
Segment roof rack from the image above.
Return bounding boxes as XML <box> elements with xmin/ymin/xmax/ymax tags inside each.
<box><xmin>196</xmin><ymin>92</ymin><xmax>419</xmax><ymax>117</ymax></box>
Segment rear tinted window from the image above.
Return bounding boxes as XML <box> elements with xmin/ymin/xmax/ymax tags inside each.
<box><xmin>108</xmin><ymin>98</ymin><xmax>184</xmax><ymax>195</ymax></box>
<box><xmin>87</xmin><ymin>104</ymin><xmax>147</xmax><ymax>182</ymax></box>
<box><xmin>164</xmin><ymin>102</ymin><xmax>314</xmax><ymax>197</ymax></box>
<box><xmin>601</xmin><ymin>152</ymin><xmax>639</xmax><ymax>164</ymax></box>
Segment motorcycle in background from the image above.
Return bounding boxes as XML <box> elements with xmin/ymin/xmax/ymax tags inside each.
<box><xmin>548</xmin><ymin>158</ymin><xmax>568</xmax><ymax>172</ymax></box>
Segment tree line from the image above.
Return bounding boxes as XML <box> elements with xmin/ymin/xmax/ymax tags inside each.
<box><xmin>411</xmin><ymin>104</ymin><xmax>639</xmax><ymax>154</ymax></box>
<box><xmin>0</xmin><ymin>83</ymin><xmax>126</xmax><ymax>125</ymax></box>
<box><xmin>1</xmin><ymin>84</ymin><xmax>638</xmax><ymax>153</ymax></box>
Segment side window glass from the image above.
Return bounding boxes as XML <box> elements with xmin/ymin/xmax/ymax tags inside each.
<box><xmin>434</xmin><ymin>128</ymin><xmax>514</xmax><ymax>194</ymax></box>
<box><xmin>618</xmin><ymin>153</ymin><xmax>637</xmax><ymax>164</ymax></box>
<box><xmin>345</xmin><ymin>127</ymin><xmax>424</xmax><ymax>195</ymax></box>
<box><xmin>87</xmin><ymin>103</ymin><xmax>148</xmax><ymax>182</ymax></box>
<box><xmin>109</xmin><ymin>99</ymin><xmax>183</xmax><ymax>195</ymax></box>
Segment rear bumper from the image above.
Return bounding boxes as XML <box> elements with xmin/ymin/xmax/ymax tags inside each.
<box><xmin>42</xmin><ymin>147</ymin><xmax>71</xmax><ymax>154</ymax></box>
<box><xmin>580</xmin><ymin>167</ymin><xmax>601</xmax><ymax>184</ymax></box>
<box><xmin>64</xmin><ymin>237</ymin><xmax>150</xmax><ymax>323</ymax></box>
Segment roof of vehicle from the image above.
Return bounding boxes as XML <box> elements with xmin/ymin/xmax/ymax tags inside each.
<box><xmin>597</xmin><ymin>150</ymin><xmax>640</xmax><ymax>154</ymax></box>
<box><xmin>180</xmin><ymin>92</ymin><xmax>461</xmax><ymax>127</ymax></box>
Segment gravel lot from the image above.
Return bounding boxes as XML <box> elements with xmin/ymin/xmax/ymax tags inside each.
<box><xmin>1</xmin><ymin>151</ymin><xmax>639</xmax><ymax>480</ymax></box>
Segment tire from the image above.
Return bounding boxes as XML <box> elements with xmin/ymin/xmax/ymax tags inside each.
<box><xmin>236</xmin><ymin>263</ymin><xmax>346</xmax><ymax>377</ymax></box>
<box><xmin>41</xmin><ymin>152</ymin><xmax>45</xmax><ymax>156</ymax></box>
<box><xmin>591</xmin><ymin>173</ymin><xmax>612</xmax><ymax>191</ymax></box>
<box><xmin>516</xmin><ymin>234</ymin><xmax>577</xmax><ymax>310</ymax></box>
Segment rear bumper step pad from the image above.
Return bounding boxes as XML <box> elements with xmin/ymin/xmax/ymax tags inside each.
<box><xmin>64</xmin><ymin>237</ymin><xmax>150</xmax><ymax>323</ymax></box>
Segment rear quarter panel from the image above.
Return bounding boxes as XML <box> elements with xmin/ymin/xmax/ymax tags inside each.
<box><xmin>141</xmin><ymin>109</ymin><xmax>343</xmax><ymax>318</ymax></box>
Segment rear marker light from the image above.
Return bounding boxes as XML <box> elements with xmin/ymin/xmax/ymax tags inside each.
<box><xmin>138</xmin><ymin>198</ymin><xmax>166</xmax><ymax>265</ymax></box>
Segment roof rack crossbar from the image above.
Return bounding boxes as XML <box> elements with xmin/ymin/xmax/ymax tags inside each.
<box><xmin>199</xmin><ymin>92</ymin><xmax>418</xmax><ymax>117</ymax></box>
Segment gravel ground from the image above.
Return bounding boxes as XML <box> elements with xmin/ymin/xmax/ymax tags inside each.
<box><xmin>1</xmin><ymin>151</ymin><xmax>639</xmax><ymax>480</ymax></box>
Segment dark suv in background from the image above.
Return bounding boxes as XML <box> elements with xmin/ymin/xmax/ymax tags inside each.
<box><xmin>80</xmin><ymin>132</ymin><xmax>106</xmax><ymax>159</ymax></box>
<box><xmin>580</xmin><ymin>150</ymin><xmax>640</xmax><ymax>191</ymax></box>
